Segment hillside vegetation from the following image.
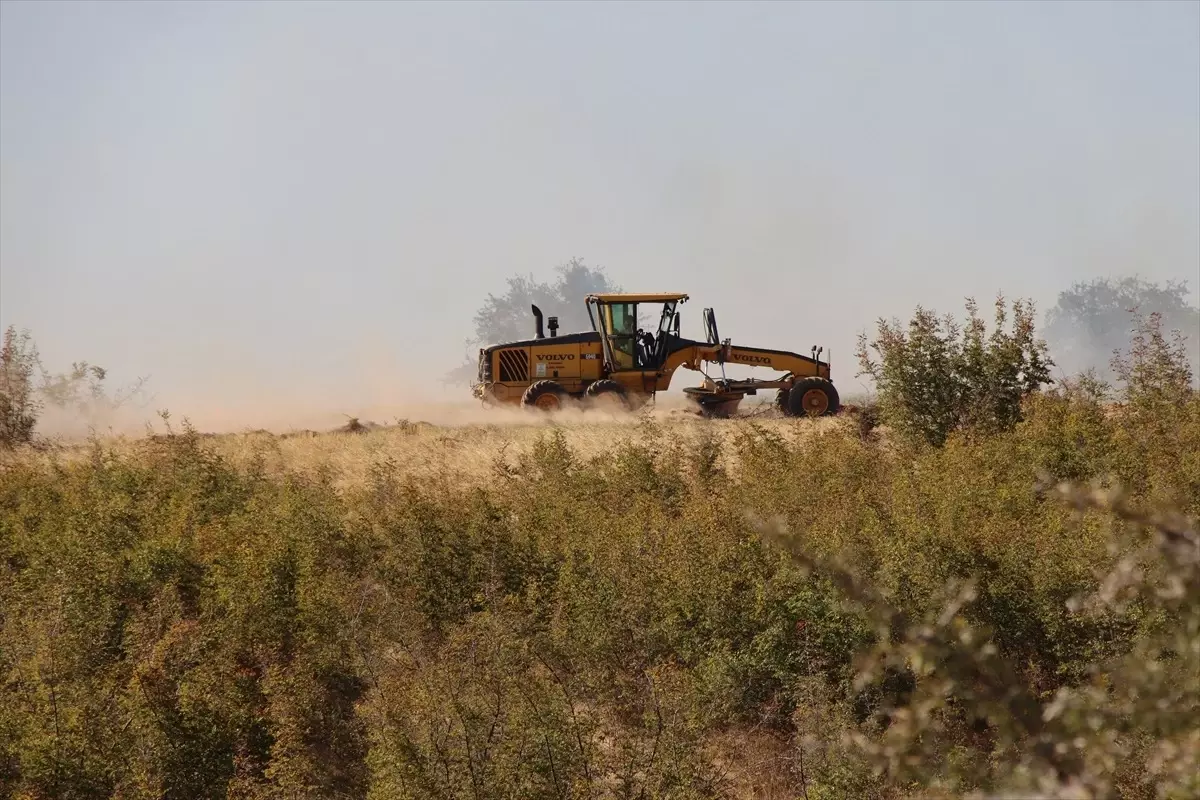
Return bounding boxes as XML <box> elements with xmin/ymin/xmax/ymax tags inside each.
<box><xmin>1</xmin><ymin>302</ymin><xmax>1198</xmax><ymax>799</ymax></box>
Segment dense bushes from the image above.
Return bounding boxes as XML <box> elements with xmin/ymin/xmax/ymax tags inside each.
<box><xmin>855</xmin><ymin>295</ymin><xmax>1054</xmax><ymax>447</ymax></box>
<box><xmin>1</xmin><ymin>310</ymin><xmax>1197</xmax><ymax>798</ymax></box>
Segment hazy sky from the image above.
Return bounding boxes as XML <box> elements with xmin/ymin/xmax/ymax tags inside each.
<box><xmin>2</xmin><ymin>0</ymin><xmax>1198</xmax><ymax>424</ymax></box>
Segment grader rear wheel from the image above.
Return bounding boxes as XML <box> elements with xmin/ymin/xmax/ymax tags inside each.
<box><xmin>584</xmin><ymin>379</ymin><xmax>631</xmax><ymax>412</ymax></box>
<box><xmin>522</xmin><ymin>380</ymin><xmax>569</xmax><ymax>412</ymax></box>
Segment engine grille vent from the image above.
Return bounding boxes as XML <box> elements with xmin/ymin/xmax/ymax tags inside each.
<box><xmin>498</xmin><ymin>349</ymin><xmax>528</xmax><ymax>382</ymax></box>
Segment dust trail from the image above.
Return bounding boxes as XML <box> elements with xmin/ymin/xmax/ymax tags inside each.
<box><xmin>32</xmin><ymin>387</ymin><xmax>772</xmax><ymax>443</ymax></box>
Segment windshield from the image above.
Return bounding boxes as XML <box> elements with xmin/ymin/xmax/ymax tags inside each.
<box><xmin>610</xmin><ymin>302</ymin><xmax>636</xmax><ymax>336</ymax></box>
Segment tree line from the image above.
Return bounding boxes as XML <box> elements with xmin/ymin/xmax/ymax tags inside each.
<box><xmin>3</xmin><ymin>261</ymin><xmax>1197</xmax><ymax>447</ymax></box>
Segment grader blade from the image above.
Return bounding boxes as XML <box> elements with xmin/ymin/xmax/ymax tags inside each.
<box><xmin>682</xmin><ymin>384</ymin><xmax>746</xmax><ymax>418</ymax></box>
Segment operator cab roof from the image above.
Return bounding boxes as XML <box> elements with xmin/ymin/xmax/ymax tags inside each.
<box><xmin>587</xmin><ymin>293</ymin><xmax>689</xmax><ymax>304</ymax></box>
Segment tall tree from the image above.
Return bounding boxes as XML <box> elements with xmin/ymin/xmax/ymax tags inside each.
<box><xmin>0</xmin><ymin>325</ymin><xmax>152</xmax><ymax>447</ymax></box>
<box><xmin>1044</xmin><ymin>276</ymin><xmax>1199</xmax><ymax>387</ymax></box>
<box><xmin>442</xmin><ymin>258</ymin><xmax>622</xmax><ymax>387</ymax></box>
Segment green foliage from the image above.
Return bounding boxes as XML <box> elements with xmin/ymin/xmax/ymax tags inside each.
<box><xmin>1044</xmin><ymin>275</ymin><xmax>1200</xmax><ymax>387</ymax></box>
<box><xmin>443</xmin><ymin>257</ymin><xmax>622</xmax><ymax>387</ymax></box>
<box><xmin>2</xmin><ymin>306</ymin><xmax>1198</xmax><ymax>798</ymax></box>
<box><xmin>1111</xmin><ymin>309</ymin><xmax>1197</xmax><ymax>409</ymax></box>
<box><xmin>0</xmin><ymin>325</ymin><xmax>151</xmax><ymax>450</ymax></box>
<box><xmin>1</xmin><ymin>326</ymin><xmax>41</xmax><ymax>448</ymax></box>
<box><xmin>758</xmin><ymin>476</ymin><xmax>1200</xmax><ymax>799</ymax></box>
<box><xmin>855</xmin><ymin>295</ymin><xmax>1054</xmax><ymax>447</ymax></box>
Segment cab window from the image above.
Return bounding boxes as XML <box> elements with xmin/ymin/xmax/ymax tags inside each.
<box><xmin>610</xmin><ymin>303</ymin><xmax>636</xmax><ymax>334</ymax></box>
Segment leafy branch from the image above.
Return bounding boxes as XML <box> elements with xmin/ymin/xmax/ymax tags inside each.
<box><xmin>753</xmin><ymin>474</ymin><xmax>1199</xmax><ymax>799</ymax></box>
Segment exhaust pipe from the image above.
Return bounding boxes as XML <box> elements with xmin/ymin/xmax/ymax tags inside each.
<box><xmin>532</xmin><ymin>304</ymin><xmax>545</xmax><ymax>339</ymax></box>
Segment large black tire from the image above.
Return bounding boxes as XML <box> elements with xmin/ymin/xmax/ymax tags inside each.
<box><xmin>584</xmin><ymin>378</ymin><xmax>630</xmax><ymax>411</ymax></box>
<box><xmin>775</xmin><ymin>372</ymin><xmax>794</xmax><ymax>414</ymax></box>
<box><xmin>784</xmin><ymin>376</ymin><xmax>841</xmax><ymax>418</ymax></box>
<box><xmin>522</xmin><ymin>380</ymin><xmax>569</xmax><ymax>411</ymax></box>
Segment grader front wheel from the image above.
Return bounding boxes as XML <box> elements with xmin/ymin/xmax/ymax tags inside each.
<box><xmin>774</xmin><ymin>372</ymin><xmax>794</xmax><ymax>413</ymax></box>
<box><xmin>784</xmin><ymin>377</ymin><xmax>840</xmax><ymax>418</ymax></box>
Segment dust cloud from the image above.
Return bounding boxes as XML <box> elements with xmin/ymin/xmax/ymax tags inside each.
<box><xmin>30</xmin><ymin>371</ymin><xmax>723</xmax><ymax>442</ymax></box>
<box><xmin>2</xmin><ymin>2</ymin><xmax>1197</xmax><ymax>436</ymax></box>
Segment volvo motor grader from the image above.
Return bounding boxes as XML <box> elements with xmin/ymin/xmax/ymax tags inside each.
<box><xmin>471</xmin><ymin>293</ymin><xmax>839</xmax><ymax>418</ymax></box>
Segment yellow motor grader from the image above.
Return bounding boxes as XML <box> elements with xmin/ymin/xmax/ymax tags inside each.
<box><xmin>471</xmin><ymin>292</ymin><xmax>839</xmax><ymax>418</ymax></box>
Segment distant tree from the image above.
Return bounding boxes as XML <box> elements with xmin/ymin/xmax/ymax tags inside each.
<box><xmin>443</xmin><ymin>258</ymin><xmax>622</xmax><ymax>387</ymax></box>
<box><xmin>1044</xmin><ymin>276</ymin><xmax>1199</xmax><ymax>388</ymax></box>
<box><xmin>0</xmin><ymin>324</ymin><xmax>152</xmax><ymax>448</ymax></box>
<box><xmin>1110</xmin><ymin>308</ymin><xmax>1196</xmax><ymax>411</ymax></box>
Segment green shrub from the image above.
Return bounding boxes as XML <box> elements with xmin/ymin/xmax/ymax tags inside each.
<box><xmin>1</xmin><ymin>326</ymin><xmax>41</xmax><ymax>448</ymax></box>
<box><xmin>855</xmin><ymin>295</ymin><xmax>1054</xmax><ymax>447</ymax></box>
<box><xmin>758</xmin><ymin>478</ymin><xmax>1199</xmax><ymax>799</ymax></box>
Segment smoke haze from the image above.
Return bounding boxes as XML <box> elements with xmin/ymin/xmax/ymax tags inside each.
<box><xmin>2</xmin><ymin>0</ymin><xmax>1198</xmax><ymax>433</ymax></box>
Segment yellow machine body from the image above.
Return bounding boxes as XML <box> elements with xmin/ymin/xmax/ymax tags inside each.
<box><xmin>473</xmin><ymin>292</ymin><xmax>839</xmax><ymax>417</ymax></box>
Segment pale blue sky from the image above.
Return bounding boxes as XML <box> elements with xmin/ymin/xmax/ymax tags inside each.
<box><xmin>2</xmin><ymin>0</ymin><xmax>1198</xmax><ymax>424</ymax></box>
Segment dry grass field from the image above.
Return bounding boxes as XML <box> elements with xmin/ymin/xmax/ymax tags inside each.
<box><xmin>209</xmin><ymin>408</ymin><xmax>848</xmax><ymax>489</ymax></box>
<box><xmin>19</xmin><ymin>398</ymin><xmax>852</xmax><ymax>492</ymax></box>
